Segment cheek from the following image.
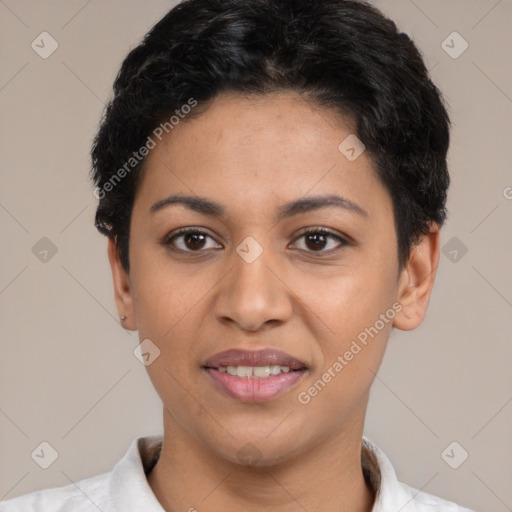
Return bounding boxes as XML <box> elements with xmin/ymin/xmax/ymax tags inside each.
<box><xmin>129</xmin><ymin>244</ymin><xmax>214</xmax><ymax>341</ymax></box>
<box><xmin>144</xmin><ymin>355</ymin><xmax>207</xmax><ymax>437</ymax></box>
<box><xmin>292</xmin><ymin>265</ymin><xmax>398</xmax><ymax>413</ymax></box>
<box><xmin>293</xmin><ymin>260</ymin><xmax>397</xmax><ymax>346</ymax></box>
<box><xmin>134</xmin><ymin>279</ymin><xmax>207</xmax><ymax>418</ymax></box>
<box><xmin>295</xmin><ymin>278</ymin><xmax>395</xmax><ymax>418</ymax></box>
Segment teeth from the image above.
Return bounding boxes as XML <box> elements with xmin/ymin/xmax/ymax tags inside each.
<box><xmin>236</xmin><ymin>366</ymin><xmax>253</xmax><ymax>378</ymax></box>
<box><xmin>270</xmin><ymin>365</ymin><xmax>281</xmax><ymax>375</ymax></box>
<box><xmin>253</xmin><ymin>366</ymin><xmax>271</xmax><ymax>378</ymax></box>
<box><xmin>219</xmin><ymin>365</ymin><xmax>293</xmax><ymax>378</ymax></box>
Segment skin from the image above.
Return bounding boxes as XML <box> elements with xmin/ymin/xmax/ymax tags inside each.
<box><xmin>108</xmin><ymin>91</ymin><xmax>441</xmax><ymax>512</ymax></box>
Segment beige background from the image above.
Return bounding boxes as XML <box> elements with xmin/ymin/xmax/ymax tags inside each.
<box><xmin>1</xmin><ymin>1</ymin><xmax>511</xmax><ymax>510</ymax></box>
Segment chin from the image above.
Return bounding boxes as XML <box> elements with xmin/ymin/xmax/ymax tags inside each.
<box><xmin>205</xmin><ymin>430</ymin><xmax>307</xmax><ymax>469</ymax></box>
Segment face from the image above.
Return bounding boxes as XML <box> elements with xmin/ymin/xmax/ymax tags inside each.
<box><xmin>109</xmin><ymin>91</ymin><xmax>437</xmax><ymax>466</ymax></box>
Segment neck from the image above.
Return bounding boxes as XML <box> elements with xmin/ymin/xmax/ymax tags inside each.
<box><xmin>147</xmin><ymin>409</ymin><xmax>375</xmax><ymax>512</ymax></box>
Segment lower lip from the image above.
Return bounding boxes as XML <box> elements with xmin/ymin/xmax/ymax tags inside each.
<box><xmin>204</xmin><ymin>368</ymin><xmax>306</xmax><ymax>402</ymax></box>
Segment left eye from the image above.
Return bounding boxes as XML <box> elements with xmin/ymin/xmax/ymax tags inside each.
<box><xmin>291</xmin><ymin>228</ymin><xmax>348</xmax><ymax>253</ymax></box>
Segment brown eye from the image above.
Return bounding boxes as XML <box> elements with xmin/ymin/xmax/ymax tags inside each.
<box><xmin>163</xmin><ymin>228</ymin><xmax>221</xmax><ymax>252</ymax></box>
<box><xmin>292</xmin><ymin>228</ymin><xmax>348</xmax><ymax>254</ymax></box>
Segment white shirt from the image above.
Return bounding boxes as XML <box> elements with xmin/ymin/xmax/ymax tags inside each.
<box><xmin>1</xmin><ymin>435</ymin><xmax>475</xmax><ymax>511</ymax></box>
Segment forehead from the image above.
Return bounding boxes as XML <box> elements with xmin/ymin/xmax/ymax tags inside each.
<box><xmin>160</xmin><ymin>91</ymin><xmax>356</xmax><ymax>161</ymax></box>
<box><xmin>135</xmin><ymin>91</ymin><xmax>392</xmax><ymax>222</ymax></box>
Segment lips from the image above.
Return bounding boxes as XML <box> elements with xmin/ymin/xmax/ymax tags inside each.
<box><xmin>203</xmin><ymin>348</ymin><xmax>307</xmax><ymax>370</ymax></box>
<box><xmin>203</xmin><ymin>349</ymin><xmax>308</xmax><ymax>403</ymax></box>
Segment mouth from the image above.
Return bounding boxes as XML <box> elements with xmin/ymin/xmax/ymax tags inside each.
<box><xmin>202</xmin><ymin>348</ymin><xmax>308</xmax><ymax>403</ymax></box>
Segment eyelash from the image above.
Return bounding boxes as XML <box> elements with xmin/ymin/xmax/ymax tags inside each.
<box><xmin>162</xmin><ymin>227</ymin><xmax>349</xmax><ymax>256</ymax></box>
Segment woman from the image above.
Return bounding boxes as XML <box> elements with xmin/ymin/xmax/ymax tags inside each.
<box><xmin>1</xmin><ymin>0</ymin><xmax>475</xmax><ymax>510</ymax></box>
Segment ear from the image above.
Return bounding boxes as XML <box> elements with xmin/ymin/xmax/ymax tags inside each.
<box><xmin>107</xmin><ymin>237</ymin><xmax>137</xmax><ymax>331</ymax></box>
<box><xmin>393</xmin><ymin>222</ymin><xmax>441</xmax><ymax>331</ymax></box>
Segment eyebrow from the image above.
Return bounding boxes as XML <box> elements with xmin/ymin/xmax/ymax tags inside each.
<box><xmin>150</xmin><ymin>193</ymin><xmax>368</xmax><ymax>220</ymax></box>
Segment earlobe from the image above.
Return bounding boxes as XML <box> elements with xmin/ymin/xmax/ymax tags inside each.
<box><xmin>107</xmin><ymin>237</ymin><xmax>137</xmax><ymax>331</ymax></box>
<box><xmin>392</xmin><ymin>223</ymin><xmax>441</xmax><ymax>331</ymax></box>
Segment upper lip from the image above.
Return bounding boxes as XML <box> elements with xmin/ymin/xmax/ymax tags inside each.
<box><xmin>203</xmin><ymin>349</ymin><xmax>307</xmax><ymax>370</ymax></box>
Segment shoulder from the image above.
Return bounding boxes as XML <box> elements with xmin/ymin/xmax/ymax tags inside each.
<box><xmin>0</xmin><ymin>435</ymin><xmax>164</xmax><ymax>512</ymax></box>
<box><xmin>361</xmin><ymin>436</ymin><xmax>476</xmax><ymax>512</ymax></box>
<box><xmin>0</xmin><ymin>471</ymin><xmax>111</xmax><ymax>512</ymax></box>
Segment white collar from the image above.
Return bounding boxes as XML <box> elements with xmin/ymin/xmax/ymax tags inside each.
<box><xmin>105</xmin><ymin>435</ymin><xmax>472</xmax><ymax>511</ymax></box>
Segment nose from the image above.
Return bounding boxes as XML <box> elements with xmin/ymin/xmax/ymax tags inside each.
<box><xmin>214</xmin><ymin>244</ymin><xmax>293</xmax><ymax>332</ymax></box>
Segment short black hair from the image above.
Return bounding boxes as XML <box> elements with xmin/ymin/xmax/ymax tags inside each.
<box><xmin>91</xmin><ymin>0</ymin><xmax>450</xmax><ymax>274</ymax></box>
